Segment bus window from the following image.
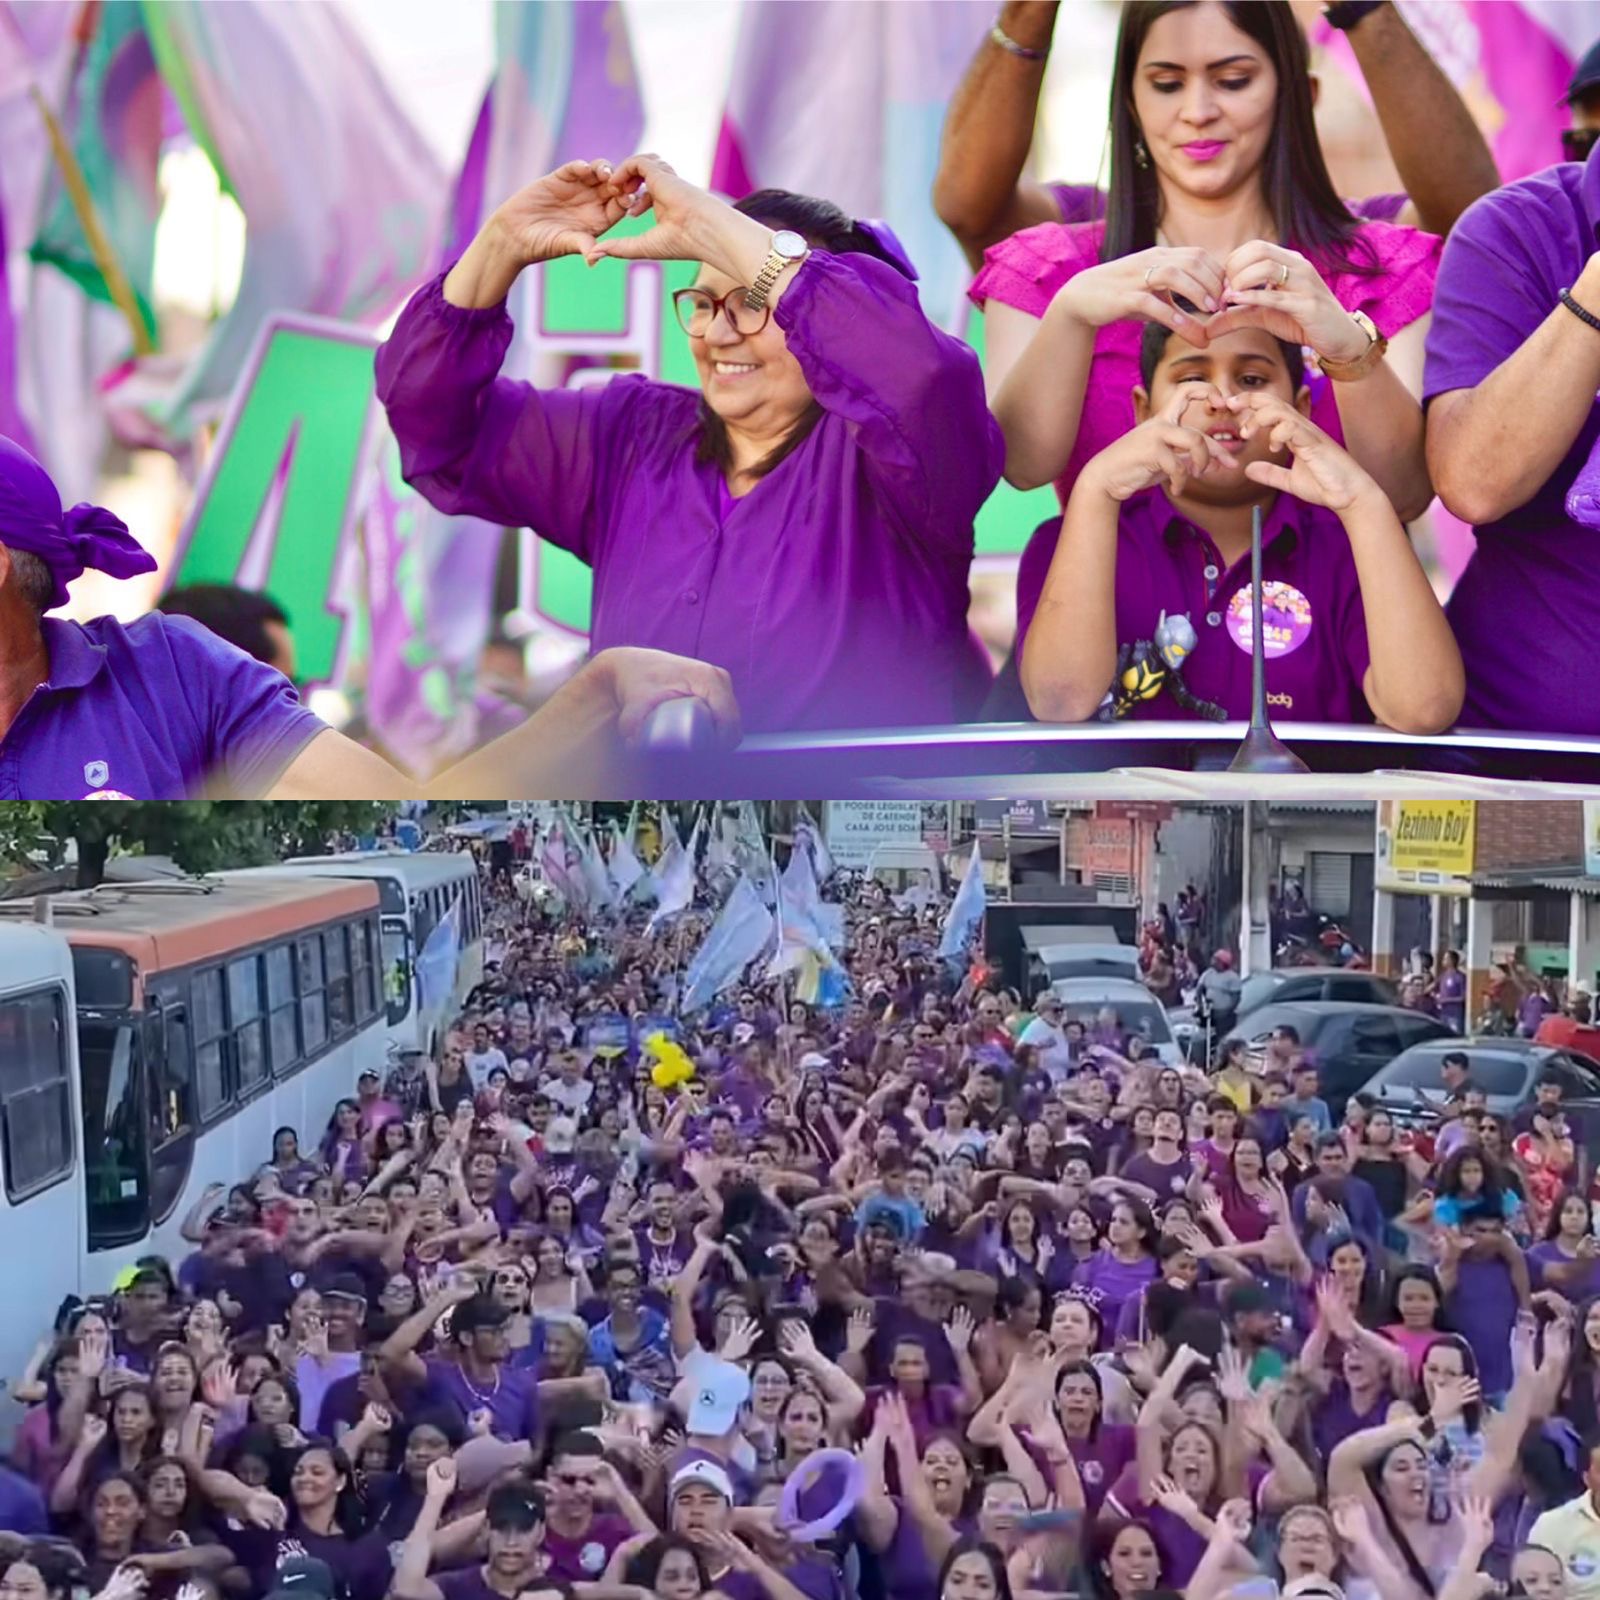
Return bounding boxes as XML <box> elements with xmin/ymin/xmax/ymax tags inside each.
<box><xmin>0</xmin><ymin>989</ymin><xmax>72</xmax><ymax>1201</ymax></box>
<box><xmin>350</xmin><ymin>919</ymin><xmax>376</xmax><ymax>1023</ymax></box>
<box><xmin>265</xmin><ymin>944</ymin><xmax>300</xmax><ymax>1075</ymax></box>
<box><xmin>228</xmin><ymin>956</ymin><xmax>268</xmax><ymax>1092</ymax></box>
<box><xmin>324</xmin><ymin>926</ymin><xmax>353</xmax><ymax>1034</ymax></box>
<box><xmin>298</xmin><ymin>936</ymin><xmax>327</xmax><ymax>1053</ymax></box>
<box><xmin>191</xmin><ymin>968</ymin><xmax>229</xmax><ymax>1121</ymax></box>
<box><xmin>148</xmin><ymin>1003</ymin><xmax>194</xmax><ymax>1225</ymax></box>
<box><xmin>80</xmin><ymin>1015</ymin><xmax>147</xmax><ymax>1247</ymax></box>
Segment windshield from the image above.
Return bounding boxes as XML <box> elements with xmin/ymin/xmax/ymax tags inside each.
<box><xmin>79</xmin><ymin>1016</ymin><xmax>148</xmax><ymax>1249</ymax></box>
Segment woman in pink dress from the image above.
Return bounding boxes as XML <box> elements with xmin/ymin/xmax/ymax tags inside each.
<box><xmin>970</xmin><ymin>0</ymin><xmax>1440</xmax><ymax>668</ymax></box>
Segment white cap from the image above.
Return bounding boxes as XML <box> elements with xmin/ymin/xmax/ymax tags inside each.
<box><xmin>799</xmin><ymin>1051</ymin><xmax>830</xmax><ymax>1071</ymax></box>
<box><xmin>669</xmin><ymin>1459</ymin><xmax>734</xmax><ymax>1501</ymax></box>
<box><xmin>543</xmin><ymin>1116</ymin><xmax>577</xmax><ymax>1154</ymax></box>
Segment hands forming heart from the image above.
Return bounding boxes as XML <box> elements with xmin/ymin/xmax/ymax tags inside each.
<box><xmin>1060</xmin><ymin>240</ymin><xmax>1372</xmax><ymax>367</ymax></box>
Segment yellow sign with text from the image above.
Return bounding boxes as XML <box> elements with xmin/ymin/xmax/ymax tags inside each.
<box><xmin>1376</xmin><ymin>800</ymin><xmax>1476</xmax><ymax>895</ymax></box>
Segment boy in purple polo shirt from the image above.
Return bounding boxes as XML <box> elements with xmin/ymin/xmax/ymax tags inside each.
<box><xmin>1020</xmin><ymin>322</ymin><xmax>1463</xmax><ymax>732</ymax></box>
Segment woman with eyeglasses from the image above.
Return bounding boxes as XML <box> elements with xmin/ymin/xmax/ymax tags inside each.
<box><xmin>377</xmin><ymin>154</ymin><xmax>1003</xmax><ymax>735</ymax></box>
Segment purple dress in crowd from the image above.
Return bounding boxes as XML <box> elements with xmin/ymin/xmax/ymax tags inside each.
<box><xmin>376</xmin><ymin>252</ymin><xmax>1004</xmax><ymax>733</ymax></box>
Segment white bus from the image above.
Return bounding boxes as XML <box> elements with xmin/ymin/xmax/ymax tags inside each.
<box><xmin>224</xmin><ymin>851</ymin><xmax>483</xmax><ymax>1055</ymax></box>
<box><xmin>0</xmin><ymin>877</ymin><xmax>387</xmax><ymax>1417</ymax></box>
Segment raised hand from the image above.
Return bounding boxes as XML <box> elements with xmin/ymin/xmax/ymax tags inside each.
<box><xmin>945</xmin><ymin>1304</ymin><xmax>977</xmax><ymax>1355</ymax></box>
<box><xmin>1329</xmin><ymin>1496</ymin><xmax>1371</xmax><ymax>1551</ymax></box>
<box><xmin>486</xmin><ymin>159</ymin><xmax>638</xmax><ymax>267</ymax></box>
<box><xmin>1455</xmin><ymin>1492</ymin><xmax>1495</xmax><ymax>1557</ymax></box>
<box><xmin>719</xmin><ymin>1316</ymin><xmax>762</xmax><ymax>1365</ymax></box>
<box><xmin>1086</xmin><ymin>384</ymin><xmax>1234</xmax><ymax>504</ymax></box>
<box><xmin>78</xmin><ymin>1326</ymin><xmax>110</xmax><ymax>1381</ymax></box>
<box><xmin>361</xmin><ymin>1402</ymin><xmax>393</xmax><ymax>1433</ymax></box>
<box><xmin>426</xmin><ymin>1456</ymin><xmax>458</xmax><ymax>1500</ymax></box>
<box><xmin>202</xmin><ymin>1359</ymin><xmax>237</xmax><ymax>1410</ymax></box>
<box><xmin>1150</xmin><ymin>1474</ymin><xmax>1200</xmax><ymax>1521</ymax></box>
<box><xmin>1216</xmin><ymin>1346</ymin><xmax>1252</xmax><ymax>1405</ymax></box>
<box><xmin>1205</xmin><ymin>242</ymin><xmax>1375</xmax><ymax>367</ymax></box>
<box><xmin>1057</xmin><ymin>246</ymin><xmax>1226</xmax><ymax>337</ymax></box>
<box><xmin>95</xmin><ymin>1568</ymin><xmax>148</xmax><ymax>1600</ymax></box>
<box><xmin>1229</xmin><ymin>393</ymin><xmax>1377</xmax><ymax>514</ymax></box>
<box><xmin>1214</xmin><ymin>1498</ymin><xmax>1253</xmax><ymax>1545</ymax></box>
<box><xmin>1428</xmin><ymin>1374</ymin><xmax>1480</xmax><ymax>1427</ymax></box>
<box><xmin>583</xmin><ymin>154</ymin><xmax>719</xmax><ymax>268</ymax></box>
<box><xmin>79</xmin><ymin>1414</ymin><xmax>108</xmax><ymax>1452</ymax></box>
<box><xmin>779</xmin><ymin>1323</ymin><xmax>820</xmax><ymax>1365</ymax></box>
<box><xmin>846</xmin><ymin>1305</ymin><xmax>876</xmax><ymax>1354</ymax></box>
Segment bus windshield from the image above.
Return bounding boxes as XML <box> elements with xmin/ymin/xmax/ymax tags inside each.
<box><xmin>79</xmin><ymin>1015</ymin><xmax>147</xmax><ymax>1248</ymax></box>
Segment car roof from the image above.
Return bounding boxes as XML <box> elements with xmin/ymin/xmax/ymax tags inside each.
<box><xmin>1386</xmin><ymin>1037</ymin><xmax>1552</xmax><ymax>1059</ymax></box>
<box><xmin>1238</xmin><ymin>1000</ymin><xmax>1415</xmax><ymax>1017</ymax></box>
<box><xmin>1050</xmin><ymin>977</ymin><xmax>1162</xmax><ymax>1000</ymax></box>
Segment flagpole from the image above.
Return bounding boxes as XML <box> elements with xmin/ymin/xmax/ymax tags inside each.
<box><xmin>11</xmin><ymin>2</ymin><xmax>154</xmax><ymax>357</ymax></box>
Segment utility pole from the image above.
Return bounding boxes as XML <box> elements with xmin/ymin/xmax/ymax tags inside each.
<box><xmin>1240</xmin><ymin>801</ymin><xmax>1273</xmax><ymax>975</ymax></box>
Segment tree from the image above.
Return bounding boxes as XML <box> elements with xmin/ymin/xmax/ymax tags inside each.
<box><xmin>0</xmin><ymin>803</ymin><xmax>397</xmax><ymax>888</ymax></box>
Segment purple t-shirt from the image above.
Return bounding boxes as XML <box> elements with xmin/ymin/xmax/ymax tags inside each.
<box><xmin>1119</xmin><ymin>1148</ymin><xmax>1191</xmax><ymax>1200</ymax></box>
<box><xmin>540</xmin><ymin>1513</ymin><xmax>635</xmax><ymax>1581</ymax></box>
<box><xmin>422</xmin><ymin>1355</ymin><xmax>539</xmax><ymax>1441</ymax></box>
<box><xmin>1090</xmin><ymin>488</ymin><xmax>1374</xmax><ymax>724</ymax></box>
<box><xmin>1528</xmin><ymin>1240</ymin><xmax>1600</xmax><ymax>1301</ymax></box>
<box><xmin>1423</xmin><ymin>152</ymin><xmax>1600</xmax><ymax>732</ymax></box>
<box><xmin>1444</xmin><ymin>1255</ymin><xmax>1519</xmax><ymax>1396</ymax></box>
<box><xmin>1312</xmin><ymin>1378</ymin><xmax>1393</xmax><ymax>1463</ymax></box>
<box><xmin>1071</xmin><ymin>1252</ymin><xmax>1158</xmax><ymax>1346</ymax></box>
<box><xmin>1022</xmin><ymin>1421</ymin><xmax>1135</xmax><ymax>1521</ymax></box>
<box><xmin>5</xmin><ymin>614</ymin><xmax>321</xmax><ymax>798</ymax></box>
<box><xmin>376</xmin><ymin>256</ymin><xmax>1003</xmax><ymax>734</ymax></box>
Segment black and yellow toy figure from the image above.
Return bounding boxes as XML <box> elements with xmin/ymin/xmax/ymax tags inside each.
<box><xmin>1097</xmin><ymin>610</ymin><xmax>1227</xmax><ymax>722</ymax></box>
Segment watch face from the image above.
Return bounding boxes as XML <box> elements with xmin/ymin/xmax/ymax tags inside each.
<box><xmin>772</xmin><ymin>229</ymin><xmax>809</xmax><ymax>260</ymax></box>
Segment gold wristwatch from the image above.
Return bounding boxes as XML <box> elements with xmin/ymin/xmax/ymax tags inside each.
<box><xmin>743</xmin><ymin>230</ymin><xmax>809</xmax><ymax>312</ymax></box>
<box><xmin>1319</xmin><ymin>309</ymin><xmax>1388</xmax><ymax>382</ymax></box>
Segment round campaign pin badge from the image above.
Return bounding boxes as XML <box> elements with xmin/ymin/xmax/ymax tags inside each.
<box><xmin>83</xmin><ymin>789</ymin><xmax>135</xmax><ymax>799</ymax></box>
<box><xmin>1226</xmin><ymin>581</ymin><xmax>1313</xmax><ymax>658</ymax></box>
<box><xmin>580</xmin><ymin>1544</ymin><xmax>608</xmax><ymax>1575</ymax></box>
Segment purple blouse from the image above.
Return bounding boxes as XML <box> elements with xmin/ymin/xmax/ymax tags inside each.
<box><xmin>376</xmin><ymin>253</ymin><xmax>1004</xmax><ymax>733</ymax></box>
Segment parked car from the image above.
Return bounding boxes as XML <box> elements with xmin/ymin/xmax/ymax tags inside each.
<box><xmin>1050</xmin><ymin>976</ymin><xmax>1182</xmax><ymax>1067</ymax></box>
<box><xmin>1358</xmin><ymin>1037</ymin><xmax>1600</xmax><ymax>1144</ymax></box>
<box><xmin>1220</xmin><ymin>1001</ymin><xmax>1455</xmax><ymax>1118</ymax></box>
<box><xmin>1174</xmin><ymin>969</ymin><xmax>1402</xmax><ymax>1062</ymax></box>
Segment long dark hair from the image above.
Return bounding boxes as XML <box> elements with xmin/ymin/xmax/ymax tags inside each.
<box><xmin>1102</xmin><ymin>2</ymin><xmax>1370</xmax><ymax>274</ymax></box>
<box><xmin>690</xmin><ymin>190</ymin><xmax>907</xmax><ymax>483</ymax></box>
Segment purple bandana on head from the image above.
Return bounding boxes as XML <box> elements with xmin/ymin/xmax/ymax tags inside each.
<box><xmin>0</xmin><ymin>435</ymin><xmax>157</xmax><ymax>608</ymax></box>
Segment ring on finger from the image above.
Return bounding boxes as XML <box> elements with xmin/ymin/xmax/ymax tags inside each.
<box><xmin>1144</xmin><ymin>266</ymin><xmax>1155</xmax><ymax>290</ymax></box>
<box><xmin>1275</xmin><ymin>262</ymin><xmax>1289</xmax><ymax>288</ymax></box>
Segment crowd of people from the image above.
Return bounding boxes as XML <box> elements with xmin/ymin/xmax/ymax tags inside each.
<box><xmin>10</xmin><ymin>839</ymin><xmax>1600</xmax><ymax>1600</ymax></box>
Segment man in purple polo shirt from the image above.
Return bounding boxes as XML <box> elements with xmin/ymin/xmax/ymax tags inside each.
<box><xmin>1425</xmin><ymin>128</ymin><xmax>1600</xmax><ymax>735</ymax></box>
<box><xmin>1020</xmin><ymin>321</ymin><xmax>1463</xmax><ymax>730</ymax></box>
<box><xmin>0</xmin><ymin>433</ymin><xmax>740</xmax><ymax>797</ymax></box>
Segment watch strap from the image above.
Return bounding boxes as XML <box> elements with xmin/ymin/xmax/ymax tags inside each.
<box><xmin>1319</xmin><ymin>309</ymin><xmax>1388</xmax><ymax>382</ymax></box>
<box><xmin>743</xmin><ymin>244</ymin><xmax>804</xmax><ymax>313</ymax></box>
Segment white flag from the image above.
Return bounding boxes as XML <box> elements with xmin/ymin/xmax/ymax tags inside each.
<box><xmin>608</xmin><ymin>821</ymin><xmax>645</xmax><ymax>897</ymax></box>
<box><xmin>939</xmin><ymin>842</ymin><xmax>986</xmax><ymax>960</ymax></box>
<box><xmin>682</xmin><ymin>875</ymin><xmax>775</xmax><ymax>1014</ymax></box>
<box><xmin>648</xmin><ymin>817</ymin><xmax>700</xmax><ymax>931</ymax></box>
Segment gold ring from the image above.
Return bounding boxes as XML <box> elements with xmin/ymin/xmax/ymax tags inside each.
<box><xmin>1276</xmin><ymin>262</ymin><xmax>1290</xmax><ymax>288</ymax></box>
<box><xmin>1144</xmin><ymin>267</ymin><xmax>1155</xmax><ymax>290</ymax></box>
